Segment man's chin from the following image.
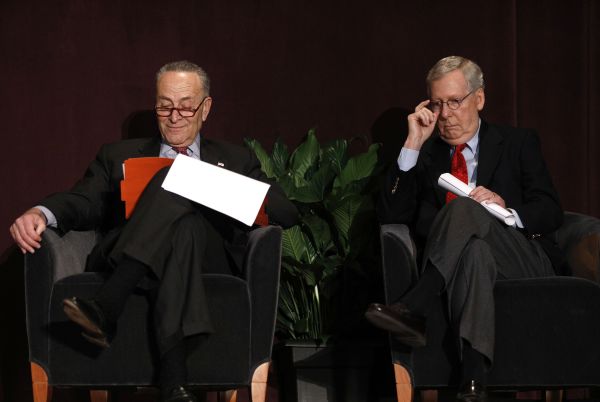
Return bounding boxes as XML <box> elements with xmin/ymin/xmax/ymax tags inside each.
<box><xmin>440</xmin><ymin>131</ymin><xmax>469</xmax><ymax>146</ymax></box>
<box><xmin>162</xmin><ymin>133</ymin><xmax>189</xmax><ymax>146</ymax></box>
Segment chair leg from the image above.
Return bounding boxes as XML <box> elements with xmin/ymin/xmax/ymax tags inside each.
<box><xmin>217</xmin><ymin>389</ymin><xmax>238</xmax><ymax>402</ymax></box>
<box><xmin>249</xmin><ymin>361</ymin><xmax>270</xmax><ymax>402</ymax></box>
<box><xmin>545</xmin><ymin>390</ymin><xmax>563</xmax><ymax>402</ymax></box>
<box><xmin>31</xmin><ymin>362</ymin><xmax>52</xmax><ymax>402</ymax></box>
<box><xmin>420</xmin><ymin>389</ymin><xmax>438</xmax><ymax>402</ymax></box>
<box><xmin>90</xmin><ymin>389</ymin><xmax>111</xmax><ymax>402</ymax></box>
<box><xmin>394</xmin><ymin>363</ymin><xmax>413</xmax><ymax>402</ymax></box>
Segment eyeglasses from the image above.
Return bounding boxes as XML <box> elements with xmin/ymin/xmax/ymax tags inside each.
<box><xmin>155</xmin><ymin>96</ymin><xmax>208</xmax><ymax>118</ymax></box>
<box><xmin>428</xmin><ymin>90</ymin><xmax>475</xmax><ymax>112</ymax></box>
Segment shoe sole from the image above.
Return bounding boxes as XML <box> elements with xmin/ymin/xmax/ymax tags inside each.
<box><xmin>81</xmin><ymin>331</ymin><xmax>111</xmax><ymax>349</ymax></box>
<box><xmin>63</xmin><ymin>298</ymin><xmax>110</xmax><ymax>348</ymax></box>
<box><xmin>364</xmin><ymin>309</ymin><xmax>426</xmax><ymax>348</ymax></box>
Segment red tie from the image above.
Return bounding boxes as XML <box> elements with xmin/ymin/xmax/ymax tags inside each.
<box><xmin>446</xmin><ymin>144</ymin><xmax>468</xmax><ymax>203</ymax></box>
<box><xmin>172</xmin><ymin>146</ymin><xmax>189</xmax><ymax>156</ymax></box>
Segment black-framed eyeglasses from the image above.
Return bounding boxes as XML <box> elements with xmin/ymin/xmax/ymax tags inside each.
<box><xmin>155</xmin><ymin>96</ymin><xmax>208</xmax><ymax>118</ymax></box>
<box><xmin>428</xmin><ymin>90</ymin><xmax>475</xmax><ymax>112</ymax></box>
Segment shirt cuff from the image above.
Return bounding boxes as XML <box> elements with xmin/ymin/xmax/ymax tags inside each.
<box><xmin>507</xmin><ymin>208</ymin><xmax>524</xmax><ymax>229</ymax></box>
<box><xmin>397</xmin><ymin>147</ymin><xmax>419</xmax><ymax>172</ymax></box>
<box><xmin>36</xmin><ymin>205</ymin><xmax>58</xmax><ymax>228</ymax></box>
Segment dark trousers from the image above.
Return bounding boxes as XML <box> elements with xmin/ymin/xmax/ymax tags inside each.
<box><xmin>97</xmin><ymin>167</ymin><xmax>234</xmax><ymax>354</ymax></box>
<box><xmin>422</xmin><ymin>197</ymin><xmax>555</xmax><ymax>363</ymax></box>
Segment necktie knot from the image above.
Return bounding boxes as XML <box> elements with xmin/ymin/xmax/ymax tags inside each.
<box><xmin>172</xmin><ymin>146</ymin><xmax>189</xmax><ymax>156</ymax></box>
<box><xmin>455</xmin><ymin>143</ymin><xmax>467</xmax><ymax>153</ymax></box>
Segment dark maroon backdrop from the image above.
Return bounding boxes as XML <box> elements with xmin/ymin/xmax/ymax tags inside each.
<box><xmin>1</xmin><ymin>0</ymin><xmax>599</xmax><ymax>400</ymax></box>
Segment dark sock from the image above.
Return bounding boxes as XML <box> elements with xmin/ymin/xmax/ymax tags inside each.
<box><xmin>399</xmin><ymin>262</ymin><xmax>445</xmax><ymax>317</ymax></box>
<box><xmin>461</xmin><ymin>341</ymin><xmax>488</xmax><ymax>386</ymax></box>
<box><xmin>159</xmin><ymin>341</ymin><xmax>187</xmax><ymax>395</ymax></box>
<box><xmin>95</xmin><ymin>256</ymin><xmax>149</xmax><ymax>323</ymax></box>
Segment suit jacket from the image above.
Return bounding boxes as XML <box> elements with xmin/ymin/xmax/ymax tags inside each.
<box><xmin>41</xmin><ymin>135</ymin><xmax>298</xmax><ymax>255</ymax></box>
<box><xmin>377</xmin><ymin>121</ymin><xmax>565</xmax><ymax>270</ymax></box>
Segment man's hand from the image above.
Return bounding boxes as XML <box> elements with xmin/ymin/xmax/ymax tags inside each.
<box><xmin>9</xmin><ymin>207</ymin><xmax>47</xmax><ymax>254</ymax></box>
<box><xmin>404</xmin><ymin>100</ymin><xmax>439</xmax><ymax>151</ymax></box>
<box><xmin>469</xmin><ymin>186</ymin><xmax>506</xmax><ymax>208</ymax></box>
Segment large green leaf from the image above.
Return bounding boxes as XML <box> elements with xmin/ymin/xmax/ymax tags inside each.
<box><xmin>282</xmin><ymin>225</ymin><xmax>317</xmax><ymax>264</ymax></box>
<box><xmin>333</xmin><ymin>143</ymin><xmax>379</xmax><ymax>189</ymax></box>
<box><xmin>244</xmin><ymin>138</ymin><xmax>275</xmax><ymax>178</ymax></box>
<box><xmin>321</xmin><ymin>139</ymin><xmax>348</xmax><ymax>175</ymax></box>
<box><xmin>271</xmin><ymin>138</ymin><xmax>289</xmax><ymax>178</ymax></box>
<box><xmin>327</xmin><ymin>194</ymin><xmax>364</xmax><ymax>249</ymax></box>
<box><xmin>329</xmin><ymin>176</ymin><xmax>374</xmax><ymax>201</ymax></box>
<box><xmin>289</xmin><ymin>129</ymin><xmax>320</xmax><ymax>184</ymax></box>
<box><xmin>281</xmin><ymin>226</ymin><xmax>307</xmax><ymax>262</ymax></box>
<box><xmin>292</xmin><ymin>182</ymin><xmax>324</xmax><ymax>203</ymax></box>
<box><xmin>302</xmin><ymin>214</ymin><xmax>332</xmax><ymax>254</ymax></box>
<box><xmin>277</xmin><ymin>174</ymin><xmax>301</xmax><ymax>200</ymax></box>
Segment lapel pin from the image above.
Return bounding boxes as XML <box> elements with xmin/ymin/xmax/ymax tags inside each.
<box><xmin>217</xmin><ymin>162</ymin><xmax>225</xmax><ymax>167</ymax></box>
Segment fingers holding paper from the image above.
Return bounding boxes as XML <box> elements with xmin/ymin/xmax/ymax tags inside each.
<box><xmin>405</xmin><ymin>100</ymin><xmax>439</xmax><ymax>150</ymax></box>
<box><xmin>470</xmin><ymin>186</ymin><xmax>506</xmax><ymax>208</ymax></box>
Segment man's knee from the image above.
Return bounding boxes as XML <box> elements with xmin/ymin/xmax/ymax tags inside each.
<box><xmin>441</xmin><ymin>197</ymin><xmax>494</xmax><ymax>227</ymax></box>
<box><xmin>445</xmin><ymin>197</ymin><xmax>480</xmax><ymax>214</ymax></box>
<box><xmin>173</xmin><ymin>213</ymin><xmax>207</xmax><ymax>241</ymax></box>
<box><xmin>458</xmin><ymin>238</ymin><xmax>497</xmax><ymax>281</ymax></box>
<box><xmin>144</xmin><ymin>166</ymin><xmax>172</xmax><ymax>190</ymax></box>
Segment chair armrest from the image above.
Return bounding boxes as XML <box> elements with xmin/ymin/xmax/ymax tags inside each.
<box><xmin>557</xmin><ymin>212</ymin><xmax>600</xmax><ymax>282</ymax></box>
<box><xmin>243</xmin><ymin>225</ymin><xmax>283</xmax><ymax>367</ymax></box>
<box><xmin>380</xmin><ymin>224</ymin><xmax>419</xmax><ymax>304</ymax></box>
<box><xmin>557</xmin><ymin>212</ymin><xmax>600</xmax><ymax>251</ymax></box>
<box><xmin>24</xmin><ymin>228</ymin><xmax>98</xmax><ymax>368</ymax></box>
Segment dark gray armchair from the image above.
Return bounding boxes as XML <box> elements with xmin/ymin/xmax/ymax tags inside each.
<box><xmin>25</xmin><ymin>225</ymin><xmax>283</xmax><ymax>402</ymax></box>
<box><xmin>380</xmin><ymin>212</ymin><xmax>600</xmax><ymax>401</ymax></box>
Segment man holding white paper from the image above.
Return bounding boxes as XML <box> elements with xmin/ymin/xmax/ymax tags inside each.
<box><xmin>365</xmin><ymin>56</ymin><xmax>564</xmax><ymax>401</ymax></box>
<box><xmin>10</xmin><ymin>61</ymin><xmax>298</xmax><ymax>402</ymax></box>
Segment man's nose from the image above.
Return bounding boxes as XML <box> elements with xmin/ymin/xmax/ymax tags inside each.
<box><xmin>440</xmin><ymin>103</ymin><xmax>451</xmax><ymax>118</ymax></box>
<box><xmin>169</xmin><ymin>110</ymin><xmax>182</xmax><ymax>123</ymax></box>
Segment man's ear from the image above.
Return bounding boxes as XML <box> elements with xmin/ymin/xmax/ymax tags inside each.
<box><xmin>476</xmin><ymin>88</ymin><xmax>485</xmax><ymax>111</ymax></box>
<box><xmin>201</xmin><ymin>97</ymin><xmax>213</xmax><ymax>122</ymax></box>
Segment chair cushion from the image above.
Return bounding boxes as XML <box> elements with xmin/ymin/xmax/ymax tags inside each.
<box><xmin>491</xmin><ymin>277</ymin><xmax>600</xmax><ymax>387</ymax></box>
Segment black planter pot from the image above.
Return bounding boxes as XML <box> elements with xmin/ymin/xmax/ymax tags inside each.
<box><xmin>273</xmin><ymin>340</ymin><xmax>389</xmax><ymax>402</ymax></box>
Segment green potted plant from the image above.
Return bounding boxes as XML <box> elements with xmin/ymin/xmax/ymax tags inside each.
<box><xmin>245</xmin><ymin>129</ymin><xmax>383</xmax><ymax>402</ymax></box>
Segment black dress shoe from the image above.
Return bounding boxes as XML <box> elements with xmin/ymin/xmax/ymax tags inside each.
<box><xmin>62</xmin><ymin>297</ymin><xmax>115</xmax><ymax>348</ymax></box>
<box><xmin>364</xmin><ymin>302</ymin><xmax>426</xmax><ymax>347</ymax></box>
<box><xmin>162</xmin><ymin>385</ymin><xmax>198</xmax><ymax>402</ymax></box>
<box><xmin>456</xmin><ymin>380</ymin><xmax>487</xmax><ymax>402</ymax></box>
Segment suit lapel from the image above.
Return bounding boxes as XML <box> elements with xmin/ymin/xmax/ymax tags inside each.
<box><xmin>476</xmin><ymin>121</ymin><xmax>503</xmax><ymax>187</ymax></box>
<box><xmin>422</xmin><ymin>134</ymin><xmax>451</xmax><ymax>206</ymax></box>
<box><xmin>200</xmin><ymin>137</ymin><xmax>223</xmax><ymax>167</ymax></box>
<box><xmin>138</xmin><ymin>136</ymin><xmax>162</xmax><ymax>157</ymax></box>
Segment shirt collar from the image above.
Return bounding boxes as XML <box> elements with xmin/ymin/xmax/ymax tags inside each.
<box><xmin>160</xmin><ymin>134</ymin><xmax>201</xmax><ymax>160</ymax></box>
<box><xmin>461</xmin><ymin>118</ymin><xmax>481</xmax><ymax>154</ymax></box>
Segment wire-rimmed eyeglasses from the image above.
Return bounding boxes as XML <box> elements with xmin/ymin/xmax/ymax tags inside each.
<box><xmin>428</xmin><ymin>90</ymin><xmax>475</xmax><ymax>112</ymax></box>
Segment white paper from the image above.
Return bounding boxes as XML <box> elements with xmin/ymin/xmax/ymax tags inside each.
<box><xmin>438</xmin><ymin>173</ymin><xmax>516</xmax><ymax>226</ymax></box>
<box><xmin>161</xmin><ymin>154</ymin><xmax>271</xmax><ymax>226</ymax></box>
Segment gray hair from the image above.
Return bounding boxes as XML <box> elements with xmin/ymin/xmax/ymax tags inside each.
<box><xmin>156</xmin><ymin>60</ymin><xmax>210</xmax><ymax>95</ymax></box>
<box><xmin>426</xmin><ymin>56</ymin><xmax>484</xmax><ymax>95</ymax></box>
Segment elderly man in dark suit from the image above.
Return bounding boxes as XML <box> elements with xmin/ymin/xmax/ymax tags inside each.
<box><xmin>365</xmin><ymin>56</ymin><xmax>563</xmax><ymax>402</ymax></box>
<box><xmin>10</xmin><ymin>60</ymin><xmax>298</xmax><ymax>402</ymax></box>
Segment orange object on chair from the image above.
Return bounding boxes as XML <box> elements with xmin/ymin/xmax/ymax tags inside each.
<box><xmin>120</xmin><ymin>157</ymin><xmax>269</xmax><ymax>226</ymax></box>
<box><xmin>120</xmin><ymin>157</ymin><xmax>174</xmax><ymax>219</ymax></box>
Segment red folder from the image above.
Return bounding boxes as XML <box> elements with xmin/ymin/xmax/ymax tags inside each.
<box><xmin>120</xmin><ymin>157</ymin><xmax>174</xmax><ymax>219</ymax></box>
<box><xmin>120</xmin><ymin>156</ymin><xmax>269</xmax><ymax>225</ymax></box>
